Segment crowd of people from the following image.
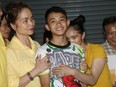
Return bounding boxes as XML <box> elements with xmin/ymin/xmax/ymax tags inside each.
<box><xmin>0</xmin><ymin>1</ymin><xmax>115</xmax><ymax>87</ymax></box>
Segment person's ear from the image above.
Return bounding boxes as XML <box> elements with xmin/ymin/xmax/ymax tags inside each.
<box><xmin>103</xmin><ymin>30</ymin><xmax>107</xmax><ymax>39</ymax></box>
<box><xmin>45</xmin><ymin>24</ymin><xmax>50</xmax><ymax>31</ymax></box>
<box><xmin>10</xmin><ymin>23</ymin><xmax>16</xmax><ymax>31</ymax></box>
<box><xmin>82</xmin><ymin>32</ymin><xmax>85</xmax><ymax>39</ymax></box>
<box><xmin>67</xmin><ymin>20</ymin><xmax>70</xmax><ymax>26</ymax></box>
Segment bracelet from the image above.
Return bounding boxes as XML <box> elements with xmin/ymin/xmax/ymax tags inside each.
<box><xmin>27</xmin><ymin>72</ymin><xmax>34</xmax><ymax>80</ymax></box>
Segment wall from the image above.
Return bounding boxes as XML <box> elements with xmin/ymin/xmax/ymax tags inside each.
<box><xmin>1</xmin><ymin>0</ymin><xmax>116</xmax><ymax>44</ymax></box>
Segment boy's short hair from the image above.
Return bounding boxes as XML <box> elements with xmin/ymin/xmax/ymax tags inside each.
<box><xmin>102</xmin><ymin>16</ymin><xmax>116</xmax><ymax>33</ymax></box>
<box><xmin>45</xmin><ymin>6</ymin><xmax>67</xmax><ymax>23</ymax></box>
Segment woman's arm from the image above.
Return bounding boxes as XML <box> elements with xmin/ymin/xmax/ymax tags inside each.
<box><xmin>74</xmin><ymin>58</ymin><xmax>106</xmax><ymax>85</ymax></box>
<box><xmin>53</xmin><ymin>58</ymin><xmax>106</xmax><ymax>86</ymax></box>
<box><xmin>19</xmin><ymin>56</ymin><xmax>50</xmax><ymax>87</ymax></box>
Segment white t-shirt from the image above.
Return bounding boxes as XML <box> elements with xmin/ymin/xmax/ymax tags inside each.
<box><xmin>36</xmin><ymin>42</ymin><xmax>84</xmax><ymax>87</ymax></box>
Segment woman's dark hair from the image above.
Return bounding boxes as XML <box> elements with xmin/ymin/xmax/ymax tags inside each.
<box><xmin>1</xmin><ymin>11</ymin><xmax>5</xmax><ymax>21</ymax></box>
<box><xmin>69</xmin><ymin>15</ymin><xmax>85</xmax><ymax>34</ymax></box>
<box><xmin>43</xmin><ymin>29</ymin><xmax>52</xmax><ymax>44</ymax></box>
<box><xmin>5</xmin><ymin>2</ymin><xmax>32</xmax><ymax>24</ymax></box>
<box><xmin>0</xmin><ymin>11</ymin><xmax>7</xmax><ymax>26</ymax></box>
<box><xmin>0</xmin><ymin>2</ymin><xmax>2</xmax><ymax>25</ymax></box>
<box><xmin>0</xmin><ymin>11</ymin><xmax>6</xmax><ymax>26</ymax></box>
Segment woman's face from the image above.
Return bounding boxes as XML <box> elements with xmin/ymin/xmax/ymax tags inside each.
<box><xmin>11</xmin><ymin>8</ymin><xmax>35</xmax><ymax>36</ymax></box>
<box><xmin>66</xmin><ymin>27</ymin><xmax>85</xmax><ymax>46</ymax></box>
<box><xmin>0</xmin><ymin>16</ymin><xmax>10</xmax><ymax>39</ymax></box>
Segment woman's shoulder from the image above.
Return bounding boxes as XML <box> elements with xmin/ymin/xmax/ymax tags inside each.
<box><xmin>33</xmin><ymin>40</ymin><xmax>41</xmax><ymax>47</ymax></box>
<box><xmin>88</xmin><ymin>43</ymin><xmax>104</xmax><ymax>49</ymax></box>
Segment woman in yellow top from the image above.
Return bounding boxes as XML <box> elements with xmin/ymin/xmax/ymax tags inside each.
<box><xmin>0</xmin><ymin>2</ymin><xmax>8</xmax><ymax>87</ymax></box>
<box><xmin>53</xmin><ymin>15</ymin><xmax>112</xmax><ymax>87</ymax></box>
<box><xmin>0</xmin><ymin>11</ymin><xmax>10</xmax><ymax>46</ymax></box>
<box><xmin>6</xmin><ymin>2</ymin><xmax>50</xmax><ymax>87</ymax></box>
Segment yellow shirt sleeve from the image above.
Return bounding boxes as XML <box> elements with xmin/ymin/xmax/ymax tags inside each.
<box><xmin>93</xmin><ymin>44</ymin><xmax>107</xmax><ymax>59</ymax></box>
<box><xmin>85</xmin><ymin>44</ymin><xmax>111</xmax><ymax>87</ymax></box>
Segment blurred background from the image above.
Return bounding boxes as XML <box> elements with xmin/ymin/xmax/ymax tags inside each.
<box><xmin>1</xmin><ymin>0</ymin><xmax>116</xmax><ymax>45</ymax></box>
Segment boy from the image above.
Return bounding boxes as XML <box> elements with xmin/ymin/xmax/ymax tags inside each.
<box><xmin>36</xmin><ymin>6</ymin><xmax>84</xmax><ymax>87</ymax></box>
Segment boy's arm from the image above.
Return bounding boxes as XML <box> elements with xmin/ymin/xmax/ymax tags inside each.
<box><xmin>36</xmin><ymin>47</ymin><xmax>50</xmax><ymax>87</ymax></box>
<box><xmin>40</xmin><ymin>74</ymin><xmax>50</xmax><ymax>87</ymax></box>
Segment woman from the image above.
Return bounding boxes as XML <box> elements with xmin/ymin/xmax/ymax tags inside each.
<box><xmin>53</xmin><ymin>15</ymin><xmax>112</xmax><ymax>87</ymax></box>
<box><xmin>0</xmin><ymin>11</ymin><xmax>10</xmax><ymax>46</ymax></box>
<box><xmin>0</xmin><ymin>2</ymin><xmax>8</xmax><ymax>87</ymax></box>
<box><xmin>6</xmin><ymin>2</ymin><xmax>50</xmax><ymax>87</ymax></box>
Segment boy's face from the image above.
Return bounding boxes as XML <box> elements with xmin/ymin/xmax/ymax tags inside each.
<box><xmin>45</xmin><ymin>12</ymin><xmax>70</xmax><ymax>36</ymax></box>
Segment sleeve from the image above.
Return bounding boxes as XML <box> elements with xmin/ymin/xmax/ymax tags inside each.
<box><xmin>75</xmin><ymin>43</ymin><xmax>85</xmax><ymax>59</ymax></box>
<box><xmin>36</xmin><ymin>47</ymin><xmax>50</xmax><ymax>76</ymax></box>
<box><xmin>75</xmin><ymin>44</ymin><xmax>85</xmax><ymax>73</ymax></box>
<box><xmin>93</xmin><ymin>44</ymin><xmax>107</xmax><ymax>59</ymax></box>
<box><xmin>6</xmin><ymin>48</ymin><xmax>19</xmax><ymax>87</ymax></box>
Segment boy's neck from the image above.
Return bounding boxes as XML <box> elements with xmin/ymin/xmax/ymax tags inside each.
<box><xmin>50</xmin><ymin>36</ymin><xmax>68</xmax><ymax>46</ymax></box>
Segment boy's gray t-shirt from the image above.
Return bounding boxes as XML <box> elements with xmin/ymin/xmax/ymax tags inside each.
<box><xmin>36</xmin><ymin>42</ymin><xmax>84</xmax><ymax>87</ymax></box>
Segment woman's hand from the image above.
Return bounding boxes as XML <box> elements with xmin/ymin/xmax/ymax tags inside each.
<box><xmin>35</xmin><ymin>55</ymin><xmax>50</xmax><ymax>74</ymax></box>
<box><xmin>52</xmin><ymin>65</ymin><xmax>77</xmax><ymax>76</ymax></box>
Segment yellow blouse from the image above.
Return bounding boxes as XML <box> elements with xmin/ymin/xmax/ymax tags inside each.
<box><xmin>0</xmin><ymin>32</ymin><xmax>8</xmax><ymax>87</ymax></box>
<box><xmin>85</xmin><ymin>43</ymin><xmax>112</xmax><ymax>87</ymax></box>
<box><xmin>6</xmin><ymin>36</ymin><xmax>41</xmax><ymax>87</ymax></box>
